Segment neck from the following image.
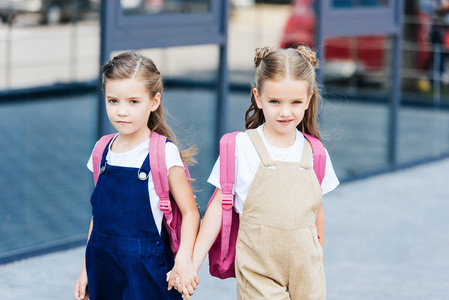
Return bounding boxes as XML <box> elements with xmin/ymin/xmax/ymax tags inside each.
<box><xmin>112</xmin><ymin>128</ymin><xmax>151</xmax><ymax>152</ymax></box>
<box><xmin>262</xmin><ymin>125</ymin><xmax>296</xmax><ymax>148</ymax></box>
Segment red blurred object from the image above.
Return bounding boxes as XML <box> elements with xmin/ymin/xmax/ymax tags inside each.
<box><xmin>279</xmin><ymin>0</ymin><xmax>432</xmax><ymax>83</ymax></box>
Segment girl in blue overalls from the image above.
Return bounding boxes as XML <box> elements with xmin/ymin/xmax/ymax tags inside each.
<box><xmin>74</xmin><ymin>51</ymin><xmax>200</xmax><ymax>300</ymax></box>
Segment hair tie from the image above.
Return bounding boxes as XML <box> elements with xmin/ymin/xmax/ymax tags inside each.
<box><xmin>254</xmin><ymin>47</ymin><xmax>273</xmax><ymax>67</ymax></box>
<box><xmin>295</xmin><ymin>45</ymin><xmax>319</xmax><ymax>69</ymax></box>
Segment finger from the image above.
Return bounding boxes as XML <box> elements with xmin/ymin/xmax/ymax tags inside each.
<box><xmin>194</xmin><ymin>275</ymin><xmax>200</xmax><ymax>285</ymax></box>
<box><xmin>75</xmin><ymin>283</ymin><xmax>80</xmax><ymax>299</ymax></box>
<box><xmin>79</xmin><ymin>283</ymin><xmax>87</xmax><ymax>299</ymax></box>
<box><xmin>169</xmin><ymin>275</ymin><xmax>179</xmax><ymax>290</ymax></box>
<box><xmin>182</xmin><ymin>285</ymin><xmax>192</xmax><ymax>300</ymax></box>
<box><xmin>191</xmin><ymin>280</ymin><xmax>198</xmax><ymax>290</ymax></box>
<box><xmin>186</xmin><ymin>283</ymin><xmax>194</xmax><ymax>295</ymax></box>
<box><xmin>169</xmin><ymin>276</ymin><xmax>178</xmax><ymax>290</ymax></box>
<box><xmin>166</xmin><ymin>271</ymin><xmax>172</xmax><ymax>282</ymax></box>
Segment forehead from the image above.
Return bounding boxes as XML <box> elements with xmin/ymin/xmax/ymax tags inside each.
<box><xmin>261</xmin><ymin>79</ymin><xmax>310</xmax><ymax>97</ymax></box>
<box><xmin>105</xmin><ymin>78</ymin><xmax>146</xmax><ymax>93</ymax></box>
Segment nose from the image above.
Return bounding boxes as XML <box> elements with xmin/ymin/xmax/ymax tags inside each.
<box><xmin>117</xmin><ymin>103</ymin><xmax>128</xmax><ymax>116</ymax></box>
<box><xmin>280</xmin><ymin>105</ymin><xmax>291</xmax><ymax>117</ymax></box>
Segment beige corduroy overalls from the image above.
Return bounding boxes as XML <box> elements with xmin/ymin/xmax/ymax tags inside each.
<box><xmin>235</xmin><ymin>129</ymin><xmax>325</xmax><ymax>300</ymax></box>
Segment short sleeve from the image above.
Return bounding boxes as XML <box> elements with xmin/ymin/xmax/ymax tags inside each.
<box><xmin>86</xmin><ymin>144</ymin><xmax>96</xmax><ymax>173</ymax></box>
<box><xmin>165</xmin><ymin>142</ymin><xmax>184</xmax><ymax>175</ymax></box>
<box><xmin>207</xmin><ymin>157</ymin><xmax>221</xmax><ymax>189</ymax></box>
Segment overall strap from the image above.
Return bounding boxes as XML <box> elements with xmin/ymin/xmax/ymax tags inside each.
<box><xmin>300</xmin><ymin>139</ymin><xmax>313</xmax><ymax>170</ymax></box>
<box><xmin>219</xmin><ymin>131</ymin><xmax>239</xmax><ymax>259</ymax></box>
<box><xmin>246</xmin><ymin>129</ymin><xmax>275</xmax><ymax>167</ymax></box>
<box><xmin>92</xmin><ymin>133</ymin><xmax>117</xmax><ymax>186</ymax></box>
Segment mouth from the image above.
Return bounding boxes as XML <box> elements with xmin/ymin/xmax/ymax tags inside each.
<box><xmin>117</xmin><ymin>121</ymin><xmax>131</xmax><ymax>125</ymax></box>
<box><xmin>277</xmin><ymin>119</ymin><xmax>293</xmax><ymax>125</ymax></box>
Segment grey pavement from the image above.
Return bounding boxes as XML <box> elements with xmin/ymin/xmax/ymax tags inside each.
<box><xmin>1</xmin><ymin>158</ymin><xmax>448</xmax><ymax>300</ymax></box>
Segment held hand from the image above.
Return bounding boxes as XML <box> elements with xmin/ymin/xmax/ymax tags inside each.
<box><xmin>74</xmin><ymin>268</ymin><xmax>89</xmax><ymax>300</ymax></box>
<box><xmin>167</xmin><ymin>271</ymin><xmax>193</xmax><ymax>299</ymax></box>
<box><xmin>166</xmin><ymin>259</ymin><xmax>200</xmax><ymax>298</ymax></box>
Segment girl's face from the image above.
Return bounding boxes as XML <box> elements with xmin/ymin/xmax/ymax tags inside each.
<box><xmin>105</xmin><ymin>78</ymin><xmax>160</xmax><ymax>139</ymax></box>
<box><xmin>254</xmin><ymin>78</ymin><xmax>312</xmax><ymax>141</ymax></box>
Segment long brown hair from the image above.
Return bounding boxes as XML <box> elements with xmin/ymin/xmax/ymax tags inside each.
<box><xmin>245</xmin><ymin>45</ymin><xmax>322</xmax><ymax>140</ymax></box>
<box><xmin>102</xmin><ymin>51</ymin><xmax>196</xmax><ymax>164</ymax></box>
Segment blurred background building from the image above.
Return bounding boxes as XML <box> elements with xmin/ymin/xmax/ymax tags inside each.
<box><xmin>0</xmin><ymin>0</ymin><xmax>448</xmax><ymax>262</ymax></box>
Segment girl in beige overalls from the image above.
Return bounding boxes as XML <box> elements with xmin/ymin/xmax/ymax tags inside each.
<box><xmin>172</xmin><ymin>46</ymin><xmax>340</xmax><ymax>299</ymax></box>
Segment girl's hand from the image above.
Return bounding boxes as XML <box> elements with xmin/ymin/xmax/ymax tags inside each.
<box><xmin>74</xmin><ymin>267</ymin><xmax>89</xmax><ymax>300</ymax></box>
<box><xmin>166</xmin><ymin>258</ymin><xmax>199</xmax><ymax>299</ymax></box>
<box><xmin>166</xmin><ymin>271</ymin><xmax>195</xmax><ymax>299</ymax></box>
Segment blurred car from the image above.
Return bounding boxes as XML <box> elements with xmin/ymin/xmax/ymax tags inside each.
<box><xmin>0</xmin><ymin>0</ymin><xmax>92</xmax><ymax>24</ymax></box>
<box><xmin>279</xmin><ymin>0</ymin><xmax>432</xmax><ymax>86</ymax></box>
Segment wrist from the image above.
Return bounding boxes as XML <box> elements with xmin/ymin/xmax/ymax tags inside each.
<box><xmin>192</xmin><ymin>256</ymin><xmax>203</xmax><ymax>272</ymax></box>
<box><xmin>174</xmin><ymin>251</ymin><xmax>191</xmax><ymax>262</ymax></box>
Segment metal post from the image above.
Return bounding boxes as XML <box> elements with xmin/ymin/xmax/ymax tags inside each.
<box><xmin>5</xmin><ymin>13</ymin><xmax>13</xmax><ymax>89</ymax></box>
<box><xmin>433</xmin><ymin>43</ymin><xmax>442</xmax><ymax>156</ymax></box>
<box><xmin>70</xmin><ymin>0</ymin><xmax>79</xmax><ymax>82</ymax></box>
<box><xmin>315</xmin><ymin>0</ymin><xmax>325</xmax><ymax>127</ymax></box>
<box><xmin>315</xmin><ymin>0</ymin><xmax>325</xmax><ymax>87</ymax></box>
<box><xmin>215</xmin><ymin>0</ymin><xmax>230</xmax><ymax>155</ymax></box>
<box><xmin>97</xmin><ymin>0</ymin><xmax>110</xmax><ymax>139</ymax></box>
<box><xmin>388</xmin><ymin>0</ymin><xmax>403</xmax><ymax>169</ymax></box>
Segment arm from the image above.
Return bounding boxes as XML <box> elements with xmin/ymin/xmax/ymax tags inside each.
<box><xmin>192</xmin><ymin>188</ymin><xmax>223</xmax><ymax>272</ymax></box>
<box><xmin>74</xmin><ymin>218</ymin><xmax>93</xmax><ymax>300</ymax></box>
<box><xmin>315</xmin><ymin>203</ymin><xmax>325</xmax><ymax>253</ymax></box>
<box><xmin>166</xmin><ymin>166</ymin><xmax>201</xmax><ymax>298</ymax></box>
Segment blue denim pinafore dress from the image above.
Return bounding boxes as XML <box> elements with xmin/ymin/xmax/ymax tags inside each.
<box><xmin>86</xmin><ymin>144</ymin><xmax>182</xmax><ymax>300</ymax></box>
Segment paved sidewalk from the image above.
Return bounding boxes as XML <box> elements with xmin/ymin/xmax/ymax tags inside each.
<box><xmin>0</xmin><ymin>158</ymin><xmax>448</xmax><ymax>300</ymax></box>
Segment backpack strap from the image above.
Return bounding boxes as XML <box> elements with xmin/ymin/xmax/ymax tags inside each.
<box><xmin>219</xmin><ymin>131</ymin><xmax>240</xmax><ymax>259</ymax></box>
<box><xmin>92</xmin><ymin>133</ymin><xmax>116</xmax><ymax>186</ymax></box>
<box><xmin>149</xmin><ymin>131</ymin><xmax>191</xmax><ymax>223</ymax></box>
<box><xmin>149</xmin><ymin>131</ymin><xmax>172</xmax><ymax>215</ymax></box>
<box><xmin>302</xmin><ymin>133</ymin><xmax>326</xmax><ymax>185</ymax></box>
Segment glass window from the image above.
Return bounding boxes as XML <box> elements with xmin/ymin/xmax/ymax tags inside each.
<box><xmin>318</xmin><ymin>34</ymin><xmax>392</xmax><ymax>180</ymax></box>
<box><xmin>0</xmin><ymin>95</ymin><xmax>96</xmax><ymax>254</ymax></box>
<box><xmin>398</xmin><ymin>0</ymin><xmax>449</xmax><ymax>164</ymax></box>
<box><xmin>0</xmin><ymin>3</ymin><xmax>100</xmax><ymax>90</ymax></box>
<box><xmin>121</xmin><ymin>0</ymin><xmax>211</xmax><ymax>15</ymax></box>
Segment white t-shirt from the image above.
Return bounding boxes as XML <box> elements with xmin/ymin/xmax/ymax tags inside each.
<box><xmin>208</xmin><ymin>125</ymin><xmax>340</xmax><ymax>214</ymax></box>
<box><xmin>87</xmin><ymin>134</ymin><xmax>184</xmax><ymax>234</ymax></box>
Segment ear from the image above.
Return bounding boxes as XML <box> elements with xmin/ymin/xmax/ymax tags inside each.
<box><xmin>151</xmin><ymin>92</ymin><xmax>161</xmax><ymax>112</ymax></box>
<box><xmin>305</xmin><ymin>91</ymin><xmax>313</xmax><ymax>110</ymax></box>
<box><xmin>253</xmin><ymin>88</ymin><xmax>262</xmax><ymax>109</ymax></box>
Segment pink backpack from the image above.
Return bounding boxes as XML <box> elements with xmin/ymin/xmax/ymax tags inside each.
<box><xmin>208</xmin><ymin>131</ymin><xmax>327</xmax><ymax>279</ymax></box>
<box><xmin>92</xmin><ymin>131</ymin><xmax>191</xmax><ymax>257</ymax></box>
